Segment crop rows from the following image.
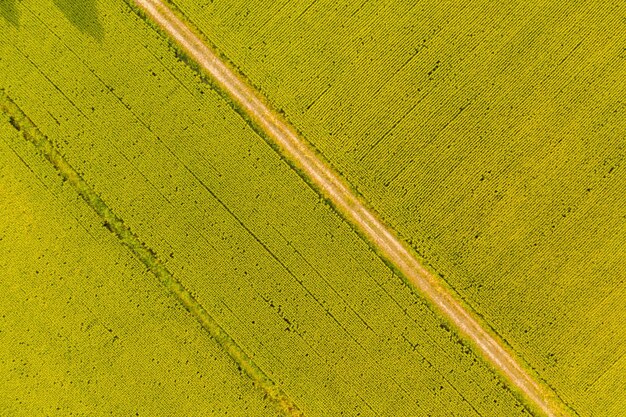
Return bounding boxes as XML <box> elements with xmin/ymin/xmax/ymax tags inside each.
<box><xmin>0</xmin><ymin>111</ymin><xmax>279</xmax><ymax>415</ymax></box>
<box><xmin>0</xmin><ymin>0</ymin><xmax>540</xmax><ymax>415</ymax></box>
<box><xmin>169</xmin><ymin>0</ymin><xmax>626</xmax><ymax>415</ymax></box>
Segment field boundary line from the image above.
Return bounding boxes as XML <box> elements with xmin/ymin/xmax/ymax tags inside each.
<box><xmin>131</xmin><ymin>1</ymin><xmax>574</xmax><ymax>416</ymax></box>
<box><xmin>0</xmin><ymin>90</ymin><xmax>303</xmax><ymax>417</ymax></box>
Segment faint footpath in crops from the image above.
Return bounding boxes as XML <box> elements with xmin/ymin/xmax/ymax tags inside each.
<box><xmin>53</xmin><ymin>0</ymin><xmax>103</xmax><ymax>41</ymax></box>
<box><xmin>0</xmin><ymin>0</ymin><xmax>19</xmax><ymax>27</ymax></box>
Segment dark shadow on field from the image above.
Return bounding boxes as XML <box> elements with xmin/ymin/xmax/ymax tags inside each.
<box><xmin>53</xmin><ymin>0</ymin><xmax>104</xmax><ymax>41</ymax></box>
<box><xmin>0</xmin><ymin>0</ymin><xmax>19</xmax><ymax>27</ymax></box>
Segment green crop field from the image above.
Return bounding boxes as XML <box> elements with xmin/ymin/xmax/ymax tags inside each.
<box><xmin>163</xmin><ymin>0</ymin><xmax>626</xmax><ymax>416</ymax></box>
<box><xmin>2</xmin><ymin>0</ymin><xmax>624</xmax><ymax>416</ymax></box>
<box><xmin>0</xmin><ymin>0</ymin><xmax>550</xmax><ymax>416</ymax></box>
<box><xmin>0</xmin><ymin>115</ymin><xmax>279</xmax><ymax>415</ymax></box>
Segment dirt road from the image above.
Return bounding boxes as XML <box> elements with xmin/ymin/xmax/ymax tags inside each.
<box><xmin>133</xmin><ymin>1</ymin><xmax>569</xmax><ymax>416</ymax></box>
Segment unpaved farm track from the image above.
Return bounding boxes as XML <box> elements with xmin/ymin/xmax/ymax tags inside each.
<box><xmin>133</xmin><ymin>1</ymin><xmax>572</xmax><ymax>416</ymax></box>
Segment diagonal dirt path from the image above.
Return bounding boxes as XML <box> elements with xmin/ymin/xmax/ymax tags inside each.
<box><xmin>132</xmin><ymin>1</ymin><xmax>572</xmax><ymax>416</ymax></box>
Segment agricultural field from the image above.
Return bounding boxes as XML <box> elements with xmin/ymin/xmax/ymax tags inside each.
<box><xmin>0</xmin><ymin>114</ymin><xmax>279</xmax><ymax>415</ymax></box>
<box><xmin>0</xmin><ymin>0</ymin><xmax>555</xmax><ymax>416</ymax></box>
<box><xmin>164</xmin><ymin>0</ymin><xmax>626</xmax><ymax>416</ymax></box>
